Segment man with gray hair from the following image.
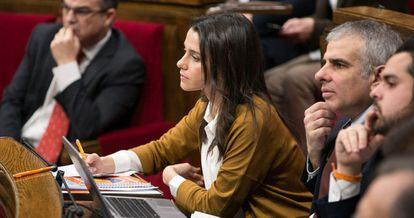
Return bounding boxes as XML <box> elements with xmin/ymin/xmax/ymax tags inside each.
<box><xmin>302</xmin><ymin>20</ymin><xmax>402</xmax><ymax>217</ymax></box>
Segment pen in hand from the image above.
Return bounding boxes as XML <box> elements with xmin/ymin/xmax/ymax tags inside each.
<box><xmin>76</xmin><ymin>139</ymin><xmax>86</xmax><ymax>160</ymax></box>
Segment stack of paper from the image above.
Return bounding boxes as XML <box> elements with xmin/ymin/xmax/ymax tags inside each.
<box><xmin>55</xmin><ymin>164</ymin><xmax>158</xmax><ymax>192</ymax></box>
<box><xmin>64</xmin><ymin>176</ymin><xmax>156</xmax><ymax>191</ymax></box>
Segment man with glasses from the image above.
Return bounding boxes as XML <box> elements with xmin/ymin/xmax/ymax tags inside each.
<box><xmin>0</xmin><ymin>0</ymin><xmax>145</xmax><ymax>164</ymax></box>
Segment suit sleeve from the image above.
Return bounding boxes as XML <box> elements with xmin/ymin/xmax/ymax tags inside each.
<box><xmin>55</xmin><ymin>40</ymin><xmax>145</xmax><ymax>139</ymax></box>
<box><xmin>131</xmin><ymin>100</ymin><xmax>204</xmax><ymax>174</ymax></box>
<box><xmin>301</xmin><ymin>158</ymin><xmax>320</xmax><ymax>194</ymax></box>
<box><xmin>0</xmin><ymin>26</ymin><xmax>40</xmax><ymax>139</ymax></box>
<box><xmin>316</xmin><ymin>195</ymin><xmax>360</xmax><ymax>218</ymax></box>
<box><xmin>308</xmin><ymin>0</ymin><xmax>332</xmax><ymax>50</ymax></box>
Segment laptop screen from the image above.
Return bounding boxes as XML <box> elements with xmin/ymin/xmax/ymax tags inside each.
<box><xmin>61</xmin><ymin>136</ymin><xmax>113</xmax><ymax>217</ymax></box>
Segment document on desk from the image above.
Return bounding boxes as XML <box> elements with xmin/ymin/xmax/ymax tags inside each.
<box><xmin>64</xmin><ymin>176</ymin><xmax>157</xmax><ymax>191</ymax></box>
<box><xmin>56</xmin><ymin>164</ymin><xmax>157</xmax><ymax>191</ymax></box>
<box><xmin>55</xmin><ymin>164</ymin><xmax>136</xmax><ymax>177</ymax></box>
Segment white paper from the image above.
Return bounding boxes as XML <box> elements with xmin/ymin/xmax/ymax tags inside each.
<box><xmin>53</xmin><ymin>164</ymin><xmax>137</xmax><ymax>177</ymax></box>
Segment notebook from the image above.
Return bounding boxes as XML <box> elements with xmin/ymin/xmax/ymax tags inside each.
<box><xmin>64</xmin><ymin>175</ymin><xmax>155</xmax><ymax>191</ymax></box>
<box><xmin>62</xmin><ymin>136</ymin><xmax>186</xmax><ymax>218</ymax></box>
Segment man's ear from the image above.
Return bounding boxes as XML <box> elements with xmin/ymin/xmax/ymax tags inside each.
<box><xmin>105</xmin><ymin>8</ymin><xmax>116</xmax><ymax>27</ymax></box>
<box><xmin>373</xmin><ymin>65</ymin><xmax>385</xmax><ymax>83</ymax></box>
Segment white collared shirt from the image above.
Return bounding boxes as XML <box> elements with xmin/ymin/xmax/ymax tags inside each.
<box><xmin>200</xmin><ymin>103</ymin><xmax>221</xmax><ymax>190</ymax></box>
<box><xmin>21</xmin><ymin>30</ymin><xmax>112</xmax><ymax>146</ymax></box>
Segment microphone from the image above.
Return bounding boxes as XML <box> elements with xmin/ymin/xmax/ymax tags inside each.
<box><xmin>56</xmin><ymin>170</ymin><xmax>84</xmax><ymax>217</ymax></box>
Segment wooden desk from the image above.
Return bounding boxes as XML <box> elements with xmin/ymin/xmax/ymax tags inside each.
<box><xmin>0</xmin><ymin>137</ymin><xmax>62</xmax><ymax>217</ymax></box>
<box><xmin>207</xmin><ymin>1</ymin><xmax>293</xmax><ymax>15</ymax></box>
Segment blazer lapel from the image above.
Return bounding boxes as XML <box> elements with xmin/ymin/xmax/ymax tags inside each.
<box><xmin>81</xmin><ymin>30</ymin><xmax>118</xmax><ymax>86</ymax></box>
<box><xmin>323</xmin><ymin>117</ymin><xmax>351</xmax><ymax>155</ymax></box>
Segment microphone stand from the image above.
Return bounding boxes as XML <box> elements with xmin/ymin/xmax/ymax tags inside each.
<box><xmin>56</xmin><ymin>170</ymin><xmax>84</xmax><ymax>218</ymax></box>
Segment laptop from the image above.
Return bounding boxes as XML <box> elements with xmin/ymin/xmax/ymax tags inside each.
<box><xmin>62</xmin><ymin>136</ymin><xmax>186</xmax><ymax>218</ymax></box>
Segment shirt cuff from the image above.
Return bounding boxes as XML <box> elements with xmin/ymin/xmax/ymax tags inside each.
<box><xmin>168</xmin><ymin>175</ymin><xmax>186</xmax><ymax>198</ymax></box>
<box><xmin>52</xmin><ymin>61</ymin><xmax>81</xmax><ymax>92</ymax></box>
<box><xmin>109</xmin><ymin>150</ymin><xmax>143</xmax><ymax>173</ymax></box>
<box><xmin>306</xmin><ymin>155</ymin><xmax>320</xmax><ymax>182</ymax></box>
<box><xmin>328</xmin><ymin>172</ymin><xmax>360</xmax><ymax>202</ymax></box>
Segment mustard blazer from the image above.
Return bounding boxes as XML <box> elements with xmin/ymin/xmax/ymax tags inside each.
<box><xmin>131</xmin><ymin>96</ymin><xmax>312</xmax><ymax>217</ymax></box>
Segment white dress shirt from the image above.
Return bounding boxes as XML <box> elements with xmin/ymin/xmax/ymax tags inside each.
<box><xmin>21</xmin><ymin>30</ymin><xmax>112</xmax><ymax>147</ymax></box>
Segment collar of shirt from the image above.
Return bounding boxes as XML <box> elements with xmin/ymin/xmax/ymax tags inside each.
<box><xmin>329</xmin><ymin>0</ymin><xmax>339</xmax><ymax>10</ymax></box>
<box><xmin>203</xmin><ymin>102</ymin><xmax>219</xmax><ymax>138</ymax></box>
<box><xmin>351</xmin><ymin>105</ymin><xmax>372</xmax><ymax>126</ymax></box>
<box><xmin>201</xmin><ymin>102</ymin><xmax>221</xmax><ymax>189</ymax></box>
<box><xmin>81</xmin><ymin>29</ymin><xmax>112</xmax><ymax>62</ymax></box>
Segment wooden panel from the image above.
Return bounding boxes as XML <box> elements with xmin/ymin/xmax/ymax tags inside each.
<box><xmin>0</xmin><ymin>0</ymin><xmax>221</xmax><ymax>122</ymax></box>
<box><xmin>333</xmin><ymin>6</ymin><xmax>414</xmax><ymax>39</ymax></box>
<box><xmin>320</xmin><ymin>6</ymin><xmax>414</xmax><ymax>56</ymax></box>
<box><xmin>125</xmin><ymin>0</ymin><xmax>223</xmax><ymax>6</ymax></box>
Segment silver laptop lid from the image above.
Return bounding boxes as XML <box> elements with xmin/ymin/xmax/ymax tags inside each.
<box><xmin>61</xmin><ymin>136</ymin><xmax>113</xmax><ymax>218</ymax></box>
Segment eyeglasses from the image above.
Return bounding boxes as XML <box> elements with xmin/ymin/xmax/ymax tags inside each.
<box><xmin>61</xmin><ymin>3</ymin><xmax>107</xmax><ymax>18</ymax></box>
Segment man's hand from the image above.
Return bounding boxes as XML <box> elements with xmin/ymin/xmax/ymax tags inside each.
<box><xmin>335</xmin><ymin>110</ymin><xmax>384</xmax><ymax>175</ymax></box>
<box><xmin>279</xmin><ymin>17</ymin><xmax>315</xmax><ymax>44</ymax></box>
<box><xmin>162</xmin><ymin>163</ymin><xmax>204</xmax><ymax>186</ymax></box>
<box><xmin>304</xmin><ymin>102</ymin><xmax>336</xmax><ymax>169</ymax></box>
<box><xmin>50</xmin><ymin>27</ymin><xmax>80</xmax><ymax>65</ymax></box>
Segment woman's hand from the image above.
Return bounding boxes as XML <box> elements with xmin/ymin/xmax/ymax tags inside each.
<box><xmin>85</xmin><ymin>153</ymin><xmax>116</xmax><ymax>174</ymax></box>
<box><xmin>162</xmin><ymin>163</ymin><xmax>204</xmax><ymax>186</ymax></box>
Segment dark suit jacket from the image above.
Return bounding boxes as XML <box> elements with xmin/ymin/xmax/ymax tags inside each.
<box><xmin>301</xmin><ymin>117</ymin><xmax>351</xmax><ymax>215</ymax></box>
<box><xmin>0</xmin><ymin>23</ymin><xmax>145</xmax><ymax>141</ymax></box>
<box><xmin>302</xmin><ymin>115</ymin><xmax>385</xmax><ymax>217</ymax></box>
<box><xmin>315</xmin><ymin>150</ymin><xmax>383</xmax><ymax>218</ymax></box>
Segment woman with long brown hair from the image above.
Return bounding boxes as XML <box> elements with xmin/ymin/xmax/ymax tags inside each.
<box><xmin>87</xmin><ymin>13</ymin><xmax>311</xmax><ymax>217</ymax></box>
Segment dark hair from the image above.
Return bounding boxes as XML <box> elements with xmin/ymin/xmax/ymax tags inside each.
<box><xmin>100</xmin><ymin>0</ymin><xmax>118</xmax><ymax>9</ymax></box>
<box><xmin>61</xmin><ymin>0</ymin><xmax>118</xmax><ymax>9</ymax></box>
<box><xmin>191</xmin><ymin>13</ymin><xmax>270</xmax><ymax>157</ymax></box>
<box><xmin>394</xmin><ymin>37</ymin><xmax>414</xmax><ymax>78</ymax></box>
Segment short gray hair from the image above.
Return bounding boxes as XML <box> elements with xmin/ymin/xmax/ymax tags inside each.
<box><xmin>326</xmin><ymin>20</ymin><xmax>402</xmax><ymax>78</ymax></box>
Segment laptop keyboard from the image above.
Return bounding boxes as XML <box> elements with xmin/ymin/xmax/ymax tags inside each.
<box><xmin>105</xmin><ymin>197</ymin><xmax>160</xmax><ymax>218</ymax></box>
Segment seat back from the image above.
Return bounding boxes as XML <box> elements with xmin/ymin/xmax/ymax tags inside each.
<box><xmin>114</xmin><ymin>21</ymin><xmax>165</xmax><ymax>125</ymax></box>
<box><xmin>320</xmin><ymin>6</ymin><xmax>414</xmax><ymax>54</ymax></box>
<box><xmin>0</xmin><ymin>12</ymin><xmax>55</xmax><ymax>99</ymax></box>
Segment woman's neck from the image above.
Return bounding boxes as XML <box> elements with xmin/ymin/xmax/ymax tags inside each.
<box><xmin>205</xmin><ymin>92</ymin><xmax>221</xmax><ymax>118</ymax></box>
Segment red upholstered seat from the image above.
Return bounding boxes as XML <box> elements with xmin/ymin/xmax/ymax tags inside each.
<box><xmin>0</xmin><ymin>12</ymin><xmax>55</xmax><ymax>99</ymax></box>
<box><xmin>98</xmin><ymin>20</ymin><xmax>175</xmax><ymax>199</ymax></box>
